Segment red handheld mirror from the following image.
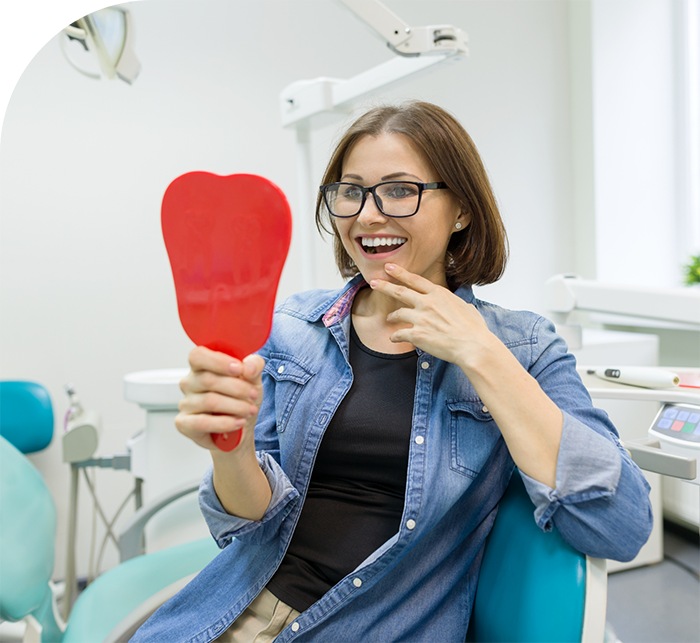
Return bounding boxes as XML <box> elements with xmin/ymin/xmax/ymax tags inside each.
<box><xmin>162</xmin><ymin>172</ymin><xmax>292</xmax><ymax>451</ymax></box>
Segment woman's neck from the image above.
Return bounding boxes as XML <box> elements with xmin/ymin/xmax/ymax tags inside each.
<box><xmin>353</xmin><ymin>286</ymin><xmax>402</xmax><ymax>318</ymax></box>
<box><xmin>351</xmin><ymin>287</ymin><xmax>415</xmax><ymax>354</ymax></box>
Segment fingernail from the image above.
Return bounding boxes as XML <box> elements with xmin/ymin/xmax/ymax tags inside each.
<box><xmin>229</xmin><ymin>362</ymin><xmax>242</xmax><ymax>374</ymax></box>
<box><xmin>385</xmin><ymin>263</ymin><xmax>395</xmax><ymax>271</ymax></box>
<box><xmin>249</xmin><ymin>387</ymin><xmax>259</xmax><ymax>400</ymax></box>
<box><xmin>369</xmin><ymin>280</ymin><xmax>379</xmax><ymax>288</ymax></box>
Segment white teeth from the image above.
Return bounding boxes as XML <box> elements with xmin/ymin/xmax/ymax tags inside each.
<box><xmin>361</xmin><ymin>237</ymin><xmax>406</xmax><ymax>248</ymax></box>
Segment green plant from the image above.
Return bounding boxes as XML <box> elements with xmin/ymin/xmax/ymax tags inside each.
<box><xmin>682</xmin><ymin>253</ymin><xmax>700</xmax><ymax>286</ymax></box>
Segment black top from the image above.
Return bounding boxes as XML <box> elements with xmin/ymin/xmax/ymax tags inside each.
<box><xmin>266</xmin><ymin>322</ymin><xmax>417</xmax><ymax>612</ymax></box>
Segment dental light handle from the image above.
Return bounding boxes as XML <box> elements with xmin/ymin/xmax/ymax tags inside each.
<box><xmin>587</xmin><ymin>367</ymin><xmax>680</xmax><ymax>389</ymax></box>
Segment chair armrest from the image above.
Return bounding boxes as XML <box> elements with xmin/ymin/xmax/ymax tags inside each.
<box><xmin>103</xmin><ymin>573</ymin><xmax>197</xmax><ymax>643</ymax></box>
<box><xmin>623</xmin><ymin>438</ymin><xmax>697</xmax><ymax>480</ymax></box>
<box><xmin>118</xmin><ymin>481</ymin><xmax>200</xmax><ymax>562</ymax></box>
<box><xmin>581</xmin><ymin>556</ymin><xmax>607</xmax><ymax>643</ymax></box>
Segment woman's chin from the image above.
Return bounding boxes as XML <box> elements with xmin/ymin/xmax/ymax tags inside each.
<box><xmin>358</xmin><ymin>265</ymin><xmax>401</xmax><ymax>285</ymax></box>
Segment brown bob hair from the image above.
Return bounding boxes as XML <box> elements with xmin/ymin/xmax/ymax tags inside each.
<box><xmin>315</xmin><ymin>101</ymin><xmax>508</xmax><ymax>287</ymax></box>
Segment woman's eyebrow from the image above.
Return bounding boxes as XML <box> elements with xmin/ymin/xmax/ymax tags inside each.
<box><xmin>381</xmin><ymin>172</ymin><xmax>422</xmax><ymax>181</ymax></box>
<box><xmin>339</xmin><ymin>172</ymin><xmax>423</xmax><ymax>182</ymax></box>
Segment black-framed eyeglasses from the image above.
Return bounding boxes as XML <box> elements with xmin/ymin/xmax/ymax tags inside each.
<box><xmin>319</xmin><ymin>181</ymin><xmax>448</xmax><ymax>218</ymax></box>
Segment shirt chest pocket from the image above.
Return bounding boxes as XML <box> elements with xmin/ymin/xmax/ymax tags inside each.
<box><xmin>447</xmin><ymin>401</ymin><xmax>502</xmax><ymax>479</ymax></box>
<box><xmin>264</xmin><ymin>353</ymin><xmax>315</xmax><ymax>433</ymax></box>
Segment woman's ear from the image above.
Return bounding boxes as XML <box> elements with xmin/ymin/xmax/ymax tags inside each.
<box><xmin>453</xmin><ymin>211</ymin><xmax>470</xmax><ymax>231</ymax></box>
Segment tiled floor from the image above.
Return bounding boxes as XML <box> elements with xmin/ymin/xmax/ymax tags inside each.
<box><xmin>606</xmin><ymin>521</ymin><xmax>700</xmax><ymax>643</ymax></box>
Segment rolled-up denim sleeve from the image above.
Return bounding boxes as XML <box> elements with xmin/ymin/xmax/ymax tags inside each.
<box><xmin>520</xmin><ymin>410</ymin><xmax>621</xmax><ymax>527</ymax></box>
<box><xmin>519</xmin><ymin>316</ymin><xmax>653</xmax><ymax>562</ymax></box>
<box><xmin>198</xmin><ymin>451</ymin><xmax>299</xmax><ymax>548</ymax></box>
<box><xmin>520</xmin><ymin>417</ymin><xmax>652</xmax><ymax>562</ymax></box>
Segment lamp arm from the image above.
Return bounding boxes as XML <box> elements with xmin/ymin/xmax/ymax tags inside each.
<box><xmin>336</xmin><ymin>0</ymin><xmax>467</xmax><ymax>57</ymax></box>
<box><xmin>337</xmin><ymin>0</ymin><xmax>411</xmax><ymax>48</ymax></box>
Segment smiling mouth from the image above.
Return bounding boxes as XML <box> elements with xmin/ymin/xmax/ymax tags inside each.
<box><xmin>359</xmin><ymin>236</ymin><xmax>407</xmax><ymax>254</ymax></box>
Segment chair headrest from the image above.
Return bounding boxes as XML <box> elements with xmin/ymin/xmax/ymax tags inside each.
<box><xmin>0</xmin><ymin>381</ymin><xmax>54</xmax><ymax>454</ymax></box>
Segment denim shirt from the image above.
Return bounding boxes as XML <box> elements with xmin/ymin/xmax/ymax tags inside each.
<box><xmin>132</xmin><ymin>276</ymin><xmax>652</xmax><ymax>643</ymax></box>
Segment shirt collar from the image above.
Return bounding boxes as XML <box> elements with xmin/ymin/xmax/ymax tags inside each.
<box><xmin>322</xmin><ymin>275</ymin><xmax>367</xmax><ymax>328</ymax></box>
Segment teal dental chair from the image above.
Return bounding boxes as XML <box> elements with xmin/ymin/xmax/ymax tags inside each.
<box><xmin>468</xmin><ymin>473</ymin><xmax>607</xmax><ymax>642</ymax></box>
<box><xmin>0</xmin><ymin>379</ymin><xmax>221</xmax><ymax>643</ymax></box>
<box><xmin>0</xmin><ymin>382</ymin><xmax>606</xmax><ymax>642</ymax></box>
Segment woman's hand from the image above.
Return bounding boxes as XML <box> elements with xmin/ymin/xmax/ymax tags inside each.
<box><xmin>177</xmin><ymin>347</ymin><xmax>272</xmax><ymax>519</ymax></box>
<box><xmin>175</xmin><ymin>346</ymin><xmax>264</xmax><ymax>454</ymax></box>
<box><xmin>369</xmin><ymin>263</ymin><xmax>498</xmax><ymax>371</ymax></box>
<box><xmin>372</xmin><ymin>263</ymin><xmax>563</xmax><ymax>488</ymax></box>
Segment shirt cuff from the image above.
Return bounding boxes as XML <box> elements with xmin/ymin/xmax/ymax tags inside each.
<box><xmin>198</xmin><ymin>451</ymin><xmax>300</xmax><ymax>547</ymax></box>
<box><xmin>519</xmin><ymin>410</ymin><xmax>622</xmax><ymax>531</ymax></box>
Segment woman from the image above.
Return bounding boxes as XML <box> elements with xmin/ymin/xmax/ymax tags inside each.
<box><xmin>132</xmin><ymin>102</ymin><xmax>652</xmax><ymax>643</ymax></box>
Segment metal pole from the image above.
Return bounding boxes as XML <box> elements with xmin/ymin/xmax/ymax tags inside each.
<box><xmin>134</xmin><ymin>477</ymin><xmax>145</xmax><ymax>553</ymax></box>
<box><xmin>296</xmin><ymin>124</ymin><xmax>316</xmax><ymax>291</ymax></box>
<box><xmin>62</xmin><ymin>464</ymin><xmax>79</xmax><ymax>621</ymax></box>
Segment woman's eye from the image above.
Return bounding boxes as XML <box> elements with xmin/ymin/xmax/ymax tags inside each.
<box><xmin>340</xmin><ymin>185</ymin><xmax>363</xmax><ymax>200</ymax></box>
<box><xmin>384</xmin><ymin>183</ymin><xmax>418</xmax><ymax>199</ymax></box>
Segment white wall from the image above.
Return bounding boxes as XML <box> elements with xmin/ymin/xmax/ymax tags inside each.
<box><xmin>591</xmin><ymin>0</ymin><xmax>689</xmax><ymax>287</ymax></box>
<box><xmin>0</xmin><ymin>0</ymin><xmax>577</xmax><ymax>580</ymax></box>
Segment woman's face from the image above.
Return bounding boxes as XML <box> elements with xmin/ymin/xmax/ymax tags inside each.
<box><xmin>334</xmin><ymin>133</ymin><xmax>465</xmax><ymax>288</ymax></box>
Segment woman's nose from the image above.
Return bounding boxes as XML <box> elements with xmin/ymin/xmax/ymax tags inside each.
<box><xmin>356</xmin><ymin>191</ymin><xmax>387</xmax><ymax>225</ymax></box>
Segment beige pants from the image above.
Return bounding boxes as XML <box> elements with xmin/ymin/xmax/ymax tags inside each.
<box><xmin>214</xmin><ymin>588</ymin><xmax>301</xmax><ymax>643</ymax></box>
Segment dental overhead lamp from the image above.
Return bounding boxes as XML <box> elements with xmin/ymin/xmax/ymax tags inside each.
<box><xmin>280</xmin><ymin>0</ymin><xmax>469</xmax><ymax>290</ymax></box>
<box><xmin>60</xmin><ymin>5</ymin><xmax>140</xmax><ymax>84</ymax></box>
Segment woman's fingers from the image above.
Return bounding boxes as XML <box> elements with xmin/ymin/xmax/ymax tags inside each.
<box><xmin>175</xmin><ymin>385</ymin><xmax>256</xmax><ymax>451</ymax></box>
<box><xmin>369</xmin><ymin>263</ymin><xmax>437</xmax><ymax>307</ymax></box>
<box><xmin>384</xmin><ymin>262</ymin><xmax>435</xmax><ymax>291</ymax></box>
<box><xmin>174</xmin><ymin>412</ymin><xmax>247</xmax><ymax>451</ymax></box>
<box><xmin>178</xmin><ymin>411</ymin><xmax>247</xmax><ymax>435</ymax></box>
<box><xmin>178</xmin><ymin>390</ymin><xmax>257</xmax><ymax>418</ymax></box>
<box><xmin>188</xmin><ymin>345</ymin><xmax>242</xmax><ymax>376</ymax></box>
<box><xmin>183</xmin><ymin>349</ymin><xmax>261</xmax><ymax>396</ymax></box>
<box><xmin>176</xmin><ymin>347</ymin><xmax>266</xmax><ymax>452</ymax></box>
<box><xmin>384</xmin><ymin>263</ymin><xmax>434</xmax><ymax>292</ymax></box>
<box><xmin>241</xmin><ymin>354</ymin><xmax>265</xmax><ymax>386</ymax></box>
<box><xmin>367</xmin><ymin>263</ymin><xmax>493</xmax><ymax>363</ymax></box>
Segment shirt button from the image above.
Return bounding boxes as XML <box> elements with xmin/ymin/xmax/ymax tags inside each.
<box><xmin>421</xmin><ymin>361</ymin><xmax>430</xmax><ymax>369</ymax></box>
<box><xmin>353</xmin><ymin>577</ymin><xmax>362</xmax><ymax>587</ymax></box>
<box><xmin>291</xmin><ymin>622</ymin><xmax>300</xmax><ymax>632</ymax></box>
<box><xmin>277</xmin><ymin>365</ymin><xmax>285</xmax><ymax>374</ymax></box>
<box><xmin>406</xmin><ymin>519</ymin><xmax>416</xmax><ymax>530</ymax></box>
<box><xmin>415</xmin><ymin>435</ymin><xmax>424</xmax><ymax>445</ymax></box>
<box><xmin>482</xmin><ymin>405</ymin><xmax>488</xmax><ymax>413</ymax></box>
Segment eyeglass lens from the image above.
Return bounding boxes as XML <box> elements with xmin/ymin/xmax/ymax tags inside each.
<box><xmin>325</xmin><ymin>182</ymin><xmax>422</xmax><ymax>217</ymax></box>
